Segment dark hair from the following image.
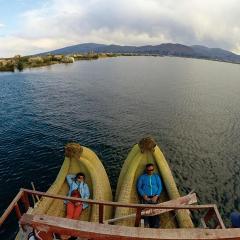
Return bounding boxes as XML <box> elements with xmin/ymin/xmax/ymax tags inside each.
<box><xmin>146</xmin><ymin>163</ymin><xmax>154</xmax><ymax>168</ymax></box>
<box><xmin>76</xmin><ymin>172</ymin><xmax>85</xmax><ymax>179</ymax></box>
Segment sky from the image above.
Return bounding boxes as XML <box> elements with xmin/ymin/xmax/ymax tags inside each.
<box><xmin>0</xmin><ymin>0</ymin><xmax>240</xmax><ymax>57</ymax></box>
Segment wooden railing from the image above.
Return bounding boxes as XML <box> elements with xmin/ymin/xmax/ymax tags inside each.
<box><xmin>0</xmin><ymin>188</ymin><xmax>225</xmax><ymax>229</ymax></box>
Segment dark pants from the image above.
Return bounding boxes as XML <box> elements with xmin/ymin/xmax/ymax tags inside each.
<box><xmin>142</xmin><ymin>197</ymin><xmax>160</xmax><ymax>228</ymax></box>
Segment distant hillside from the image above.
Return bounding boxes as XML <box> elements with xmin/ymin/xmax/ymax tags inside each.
<box><xmin>41</xmin><ymin>43</ymin><xmax>240</xmax><ymax>64</ymax></box>
<box><xmin>191</xmin><ymin>45</ymin><xmax>240</xmax><ymax>63</ymax></box>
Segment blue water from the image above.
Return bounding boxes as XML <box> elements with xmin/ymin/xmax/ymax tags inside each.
<box><xmin>0</xmin><ymin>56</ymin><xmax>240</xmax><ymax>238</ymax></box>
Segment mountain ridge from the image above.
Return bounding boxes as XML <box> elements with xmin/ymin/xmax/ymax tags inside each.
<box><xmin>40</xmin><ymin>43</ymin><xmax>240</xmax><ymax>64</ymax></box>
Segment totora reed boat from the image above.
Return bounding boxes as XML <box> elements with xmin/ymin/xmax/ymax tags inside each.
<box><xmin>16</xmin><ymin>142</ymin><xmax>113</xmax><ymax>239</ymax></box>
<box><xmin>113</xmin><ymin>137</ymin><xmax>194</xmax><ymax>228</ymax></box>
<box><xmin>1</xmin><ymin>138</ymin><xmax>240</xmax><ymax>239</ymax></box>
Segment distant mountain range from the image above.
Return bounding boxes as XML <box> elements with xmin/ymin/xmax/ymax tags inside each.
<box><xmin>41</xmin><ymin>43</ymin><xmax>240</xmax><ymax>64</ymax></box>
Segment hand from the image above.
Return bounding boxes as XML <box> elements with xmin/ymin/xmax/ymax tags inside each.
<box><xmin>151</xmin><ymin>195</ymin><xmax>158</xmax><ymax>203</ymax></box>
<box><xmin>143</xmin><ymin>195</ymin><xmax>150</xmax><ymax>201</ymax></box>
<box><xmin>75</xmin><ymin>202</ymin><xmax>82</xmax><ymax>206</ymax></box>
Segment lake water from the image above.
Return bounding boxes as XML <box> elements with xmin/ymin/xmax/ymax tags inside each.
<box><xmin>0</xmin><ymin>56</ymin><xmax>240</xmax><ymax>238</ymax></box>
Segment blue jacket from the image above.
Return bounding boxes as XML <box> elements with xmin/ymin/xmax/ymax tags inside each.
<box><xmin>137</xmin><ymin>173</ymin><xmax>162</xmax><ymax>197</ymax></box>
<box><xmin>65</xmin><ymin>174</ymin><xmax>90</xmax><ymax>209</ymax></box>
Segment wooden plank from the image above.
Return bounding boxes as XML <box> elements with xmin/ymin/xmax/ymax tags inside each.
<box><xmin>31</xmin><ymin>182</ymin><xmax>40</xmax><ymax>202</ymax></box>
<box><xmin>99</xmin><ymin>204</ymin><xmax>104</xmax><ymax>224</ymax></box>
<box><xmin>21</xmin><ymin>188</ymin><xmax>212</xmax><ymax>210</ymax></box>
<box><xmin>142</xmin><ymin>193</ymin><xmax>197</xmax><ymax>216</ymax></box>
<box><xmin>213</xmin><ymin>206</ymin><xmax>226</xmax><ymax>229</ymax></box>
<box><xmin>0</xmin><ymin>189</ymin><xmax>23</xmax><ymax>225</ymax></box>
<box><xmin>134</xmin><ymin>208</ymin><xmax>142</xmax><ymax>227</ymax></box>
<box><xmin>22</xmin><ymin>214</ymin><xmax>240</xmax><ymax>240</ymax></box>
<box><xmin>105</xmin><ymin>193</ymin><xmax>197</xmax><ymax>223</ymax></box>
<box><xmin>14</xmin><ymin>204</ymin><xmax>21</xmax><ymax>220</ymax></box>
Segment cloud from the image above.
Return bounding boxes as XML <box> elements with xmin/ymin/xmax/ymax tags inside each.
<box><xmin>0</xmin><ymin>23</ymin><xmax>5</xmax><ymax>28</ymax></box>
<box><xmin>0</xmin><ymin>35</ymin><xmax>74</xmax><ymax>57</ymax></box>
<box><xmin>1</xmin><ymin>0</ymin><xmax>240</xmax><ymax>57</ymax></box>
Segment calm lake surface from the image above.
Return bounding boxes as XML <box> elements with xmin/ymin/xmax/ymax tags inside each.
<box><xmin>0</xmin><ymin>56</ymin><xmax>240</xmax><ymax>238</ymax></box>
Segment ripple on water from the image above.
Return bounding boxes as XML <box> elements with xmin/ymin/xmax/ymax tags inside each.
<box><xmin>1</xmin><ymin>57</ymin><xmax>240</xmax><ymax>239</ymax></box>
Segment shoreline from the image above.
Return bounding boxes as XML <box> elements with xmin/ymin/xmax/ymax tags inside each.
<box><xmin>0</xmin><ymin>53</ymin><xmax>119</xmax><ymax>72</ymax></box>
<box><xmin>0</xmin><ymin>53</ymin><xmax>239</xmax><ymax>72</ymax></box>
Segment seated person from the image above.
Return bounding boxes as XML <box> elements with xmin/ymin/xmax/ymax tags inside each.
<box><xmin>137</xmin><ymin>163</ymin><xmax>162</xmax><ymax>228</ymax></box>
<box><xmin>65</xmin><ymin>172</ymin><xmax>90</xmax><ymax>219</ymax></box>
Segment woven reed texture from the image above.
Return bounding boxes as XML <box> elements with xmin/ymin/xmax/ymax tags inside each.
<box><xmin>115</xmin><ymin>144</ymin><xmax>180</xmax><ymax>228</ymax></box>
<box><xmin>153</xmin><ymin>146</ymin><xmax>194</xmax><ymax>228</ymax></box>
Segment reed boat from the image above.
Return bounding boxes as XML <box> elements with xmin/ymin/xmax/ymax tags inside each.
<box><xmin>114</xmin><ymin>137</ymin><xmax>194</xmax><ymax>228</ymax></box>
<box><xmin>15</xmin><ymin>142</ymin><xmax>113</xmax><ymax>239</ymax></box>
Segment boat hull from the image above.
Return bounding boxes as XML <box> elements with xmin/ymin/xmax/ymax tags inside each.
<box><xmin>115</xmin><ymin>140</ymin><xmax>193</xmax><ymax>228</ymax></box>
<box><xmin>21</xmin><ymin>143</ymin><xmax>112</xmax><ymax>222</ymax></box>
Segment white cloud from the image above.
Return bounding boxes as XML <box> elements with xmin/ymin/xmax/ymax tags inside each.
<box><xmin>1</xmin><ymin>0</ymin><xmax>240</xmax><ymax>57</ymax></box>
<box><xmin>0</xmin><ymin>35</ymin><xmax>76</xmax><ymax>57</ymax></box>
<box><xmin>0</xmin><ymin>23</ymin><xmax>5</xmax><ymax>28</ymax></box>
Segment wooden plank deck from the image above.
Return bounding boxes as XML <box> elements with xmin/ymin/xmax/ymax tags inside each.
<box><xmin>20</xmin><ymin>214</ymin><xmax>240</xmax><ymax>240</ymax></box>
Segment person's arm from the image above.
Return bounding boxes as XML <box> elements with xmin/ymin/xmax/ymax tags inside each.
<box><xmin>137</xmin><ymin>175</ymin><xmax>145</xmax><ymax>197</ymax></box>
<box><xmin>156</xmin><ymin>175</ymin><xmax>162</xmax><ymax>196</ymax></box>
<box><xmin>83</xmin><ymin>183</ymin><xmax>90</xmax><ymax>199</ymax></box>
<box><xmin>66</xmin><ymin>174</ymin><xmax>76</xmax><ymax>186</ymax></box>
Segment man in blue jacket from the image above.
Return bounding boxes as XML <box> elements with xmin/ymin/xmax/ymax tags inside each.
<box><xmin>137</xmin><ymin>163</ymin><xmax>162</xmax><ymax>228</ymax></box>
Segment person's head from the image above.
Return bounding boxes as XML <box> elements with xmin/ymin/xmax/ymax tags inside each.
<box><xmin>145</xmin><ymin>163</ymin><xmax>154</xmax><ymax>175</ymax></box>
<box><xmin>75</xmin><ymin>172</ymin><xmax>85</xmax><ymax>182</ymax></box>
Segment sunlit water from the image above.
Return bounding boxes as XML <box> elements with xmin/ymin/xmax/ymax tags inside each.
<box><xmin>0</xmin><ymin>56</ymin><xmax>240</xmax><ymax>238</ymax></box>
